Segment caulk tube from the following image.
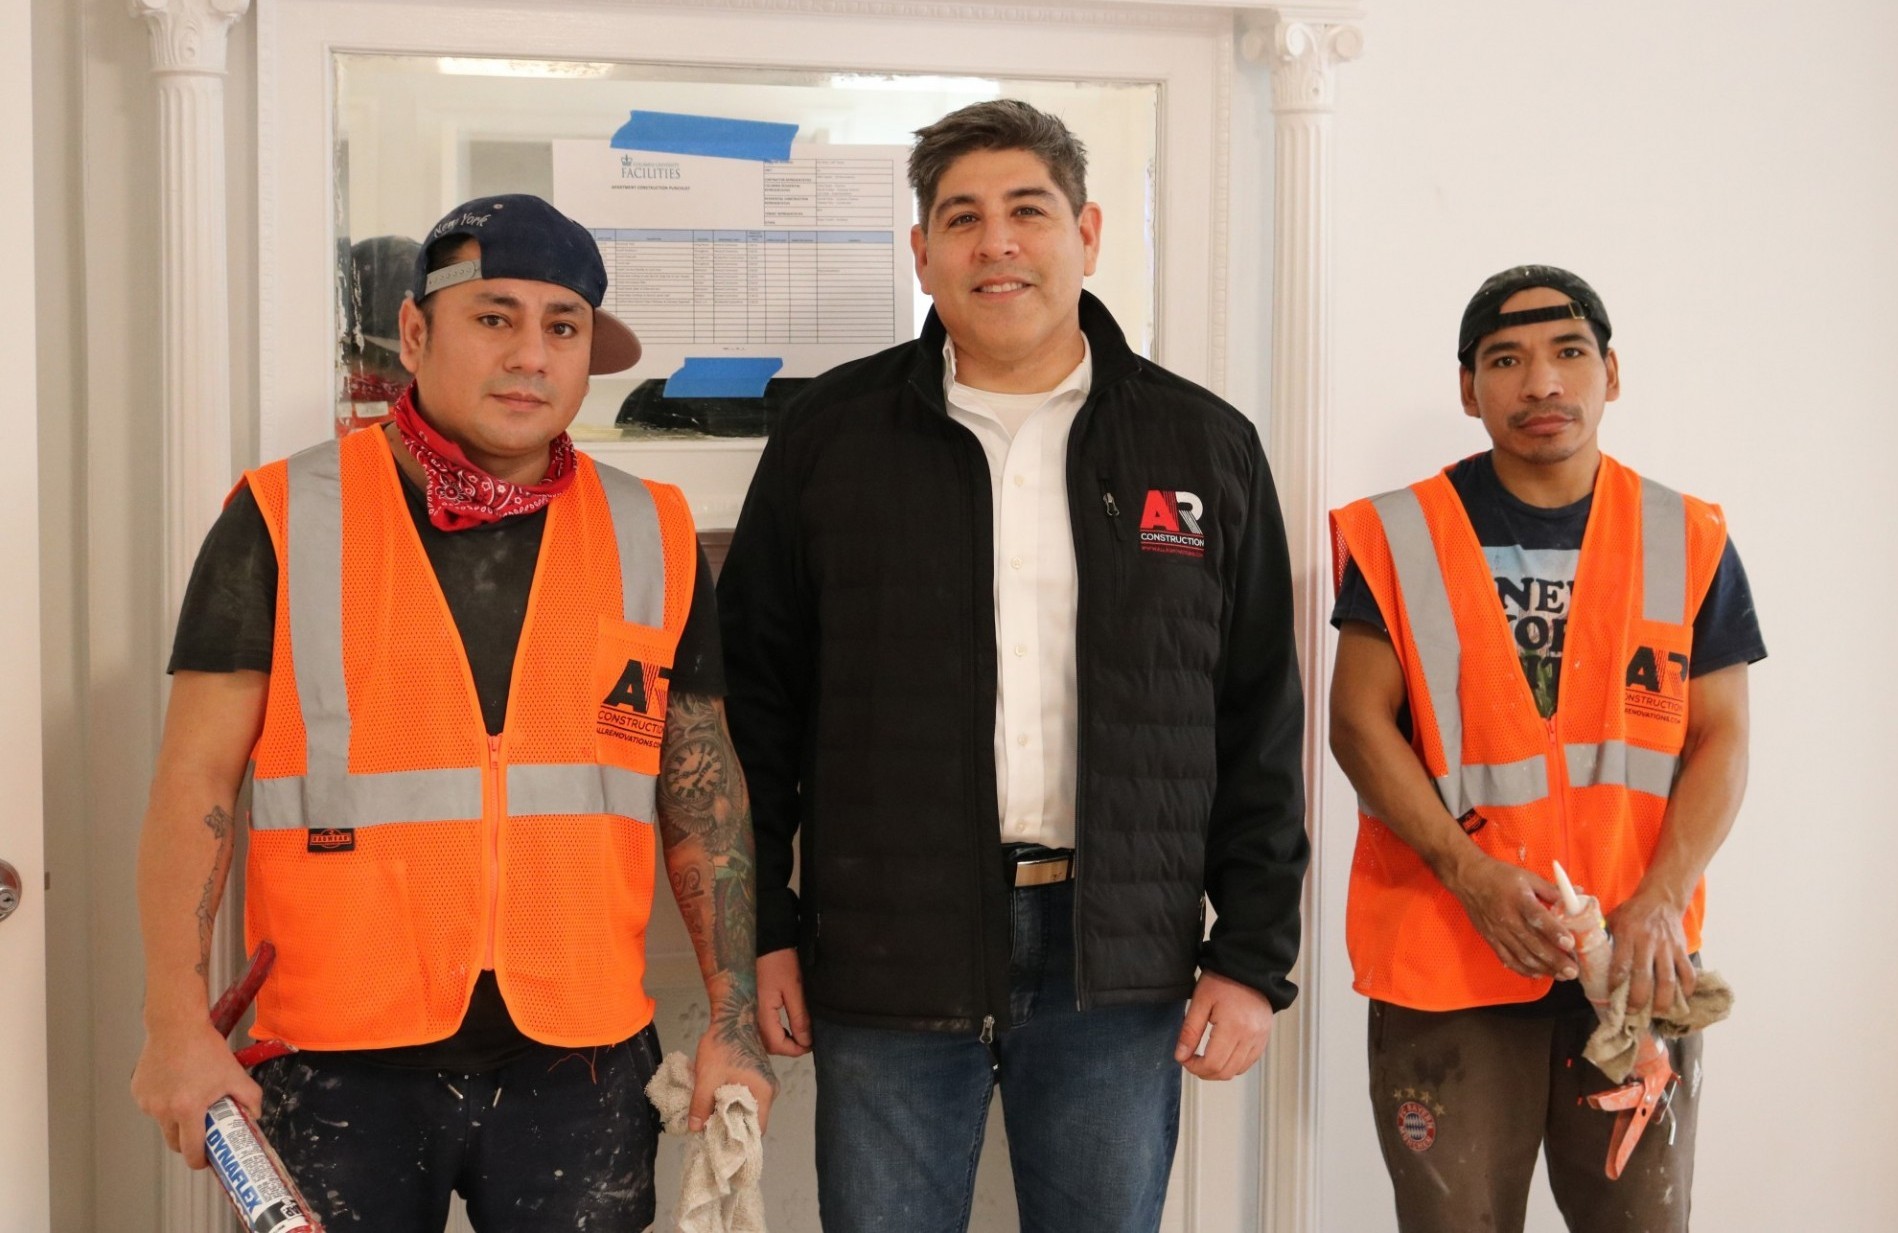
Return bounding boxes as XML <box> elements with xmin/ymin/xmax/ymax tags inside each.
<box><xmin>204</xmin><ymin>1096</ymin><xmax>322</xmax><ymax>1233</ymax></box>
<box><xmin>1552</xmin><ymin>859</ymin><xmax>1613</xmax><ymax>1009</ymax></box>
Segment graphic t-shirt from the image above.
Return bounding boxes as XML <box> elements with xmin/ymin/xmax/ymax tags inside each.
<box><xmin>1488</xmin><ymin>544</ymin><xmax>1576</xmax><ymax>718</ymax></box>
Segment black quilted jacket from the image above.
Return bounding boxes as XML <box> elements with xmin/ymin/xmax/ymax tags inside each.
<box><xmin>717</xmin><ymin>294</ymin><xmax>1308</xmax><ymax>1032</ymax></box>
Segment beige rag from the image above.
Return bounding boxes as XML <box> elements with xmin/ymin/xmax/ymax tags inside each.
<box><xmin>645</xmin><ymin>1051</ymin><xmax>768</xmax><ymax>1233</ymax></box>
<box><xmin>1583</xmin><ymin>968</ymin><xmax>1735</xmax><ymax>1083</ymax></box>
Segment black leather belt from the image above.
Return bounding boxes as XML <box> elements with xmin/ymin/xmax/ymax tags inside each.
<box><xmin>1007</xmin><ymin>848</ymin><xmax>1075</xmax><ymax>887</ymax></box>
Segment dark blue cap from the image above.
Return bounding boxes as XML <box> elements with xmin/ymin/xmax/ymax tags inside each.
<box><xmin>413</xmin><ymin>194</ymin><xmax>640</xmax><ymax>374</ymax></box>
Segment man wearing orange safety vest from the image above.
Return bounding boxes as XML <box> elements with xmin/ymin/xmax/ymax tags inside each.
<box><xmin>130</xmin><ymin>194</ymin><xmax>775</xmax><ymax>1231</ymax></box>
<box><xmin>1329</xmin><ymin>266</ymin><xmax>1764</xmax><ymax>1233</ymax></box>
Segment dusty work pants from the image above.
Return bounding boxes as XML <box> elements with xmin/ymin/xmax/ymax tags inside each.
<box><xmin>255</xmin><ymin>1025</ymin><xmax>663</xmax><ymax>1232</ymax></box>
<box><xmin>1368</xmin><ymin>1000</ymin><xmax>1703</xmax><ymax>1233</ymax></box>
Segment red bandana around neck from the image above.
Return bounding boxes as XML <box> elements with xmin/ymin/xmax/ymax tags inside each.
<box><xmin>391</xmin><ymin>384</ymin><xmax>577</xmax><ymax>532</ymax></box>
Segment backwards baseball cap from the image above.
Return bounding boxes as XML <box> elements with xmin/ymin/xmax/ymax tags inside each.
<box><xmin>1457</xmin><ymin>264</ymin><xmax>1611</xmax><ymax>368</ymax></box>
<box><xmin>413</xmin><ymin>194</ymin><xmax>641</xmax><ymax>374</ymax></box>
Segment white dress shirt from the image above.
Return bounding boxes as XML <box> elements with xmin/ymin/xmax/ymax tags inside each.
<box><xmin>942</xmin><ymin>336</ymin><xmax>1092</xmax><ymax>849</ymax></box>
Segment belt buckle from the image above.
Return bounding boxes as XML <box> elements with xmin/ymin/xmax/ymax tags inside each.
<box><xmin>1011</xmin><ymin>852</ymin><xmax>1073</xmax><ymax>888</ymax></box>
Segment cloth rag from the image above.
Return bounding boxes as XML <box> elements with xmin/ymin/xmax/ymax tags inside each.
<box><xmin>645</xmin><ymin>1050</ymin><xmax>767</xmax><ymax>1233</ymax></box>
<box><xmin>1584</xmin><ymin>968</ymin><xmax>1735</xmax><ymax>1082</ymax></box>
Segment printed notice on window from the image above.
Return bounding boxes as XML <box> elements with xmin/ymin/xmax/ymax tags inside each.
<box><xmin>552</xmin><ymin>140</ymin><xmax>914</xmax><ymax>380</ymax></box>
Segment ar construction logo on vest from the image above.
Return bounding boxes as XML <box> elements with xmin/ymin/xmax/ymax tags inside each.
<box><xmin>598</xmin><ymin>658</ymin><xmax>670</xmax><ymax>750</ymax></box>
<box><xmin>1625</xmin><ymin>643</ymin><xmax>1689</xmax><ymax>724</ymax></box>
<box><xmin>1139</xmin><ymin>489</ymin><xmax>1207</xmax><ymax>559</ymax></box>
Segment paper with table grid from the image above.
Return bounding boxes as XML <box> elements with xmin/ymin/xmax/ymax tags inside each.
<box><xmin>554</xmin><ymin>139</ymin><xmax>915</xmax><ymax>380</ymax></box>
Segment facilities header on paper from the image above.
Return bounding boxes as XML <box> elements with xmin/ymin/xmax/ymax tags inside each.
<box><xmin>553</xmin><ymin>138</ymin><xmax>915</xmax><ymax>380</ymax></box>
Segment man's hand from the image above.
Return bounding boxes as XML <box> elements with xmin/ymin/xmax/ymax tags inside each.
<box><xmin>756</xmin><ymin>947</ymin><xmax>811</xmax><ymax>1057</ymax></box>
<box><xmin>691</xmin><ymin>987</ymin><xmax>779</xmax><ymax>1134</ymax></box>
<box><xmin>1174</xmin><ymin>971</ymin><xmax>1275</xmax><ymax>1080</ymax></box>
<box><xmin>131</xmin><ymin>1018</ymin><xmax>263</xmax><ymax>1170</ymax></box>
<box><xmin>1444</xmin><ymin>853</ymin><xmax>1579</xmax><ymax>981</ymax></box>
<box><xmin>1606</xmin><ymin>889</ymin><xmax>1695</xmax><ymax>1017</ymax></box>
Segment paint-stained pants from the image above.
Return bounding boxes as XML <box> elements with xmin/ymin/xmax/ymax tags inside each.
<box><xmin>1368</xmin><ymin>1001</ymin><xmax>1702</xmax><ymax>1233</ymax></box>
<box><xmin>255</xmin><ymin>1024</ymin><xmax>662</xmax><ymax>1232</ymax></box>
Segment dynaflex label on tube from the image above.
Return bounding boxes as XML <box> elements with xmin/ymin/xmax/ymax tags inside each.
<box><xmin>205</xmin><ymin>1097</ymin><xmax>318</xmax><ymax>1233</ymax></box>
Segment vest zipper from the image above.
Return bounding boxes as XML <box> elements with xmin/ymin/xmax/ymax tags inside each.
<box><xmin>1546</xmin><ymin>716</ymin><xmax>1572</xmax><ymax>873</ymax></box>
<box><xmin>484</xmin><ymin>733</ymin><xmax>506</xmax><ymax>970</ymax></box>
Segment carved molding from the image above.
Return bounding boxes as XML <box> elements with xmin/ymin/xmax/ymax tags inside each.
<box><xmin>1253</xmin><ymin>7</ymin><xmax>1361</xmax><ymax>1233</ymax></box>
<box><xmin>131</xmin><ymin>0</ymin><xmax>252</xmax><ymax>74</ymax></box>
<box><xmin>1205</xmin><ymin>25</ymin><xmax>1234</xmax><ymax>396</ymax></box>
<box><xmin>1239</xmin><ymin>8</ymin><xmax>1364</xmax><ymax>112</ymax></box>
<box><xmin>136</xmin><ymin>3</ymin><xmax>251</xmax><ymax>1231</ymax></box>
<box><xmin>650</xmin><ymin>0</ymin><xmax>1232</xmax><ymax>29</ymax></box>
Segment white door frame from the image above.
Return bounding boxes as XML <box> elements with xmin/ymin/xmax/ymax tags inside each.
<box><xmin>0</xmin><ymin>0</ymin><xmax>52</xmax><ymax>1219</ymax></box>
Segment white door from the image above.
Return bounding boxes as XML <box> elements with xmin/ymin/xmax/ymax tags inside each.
<box><xmin>0</xmin><ymin>0</ymin><xmax>51</xmax><ymax>1222</ymax></box>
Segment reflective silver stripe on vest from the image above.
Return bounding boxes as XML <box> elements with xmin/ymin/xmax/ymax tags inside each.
<box><xmin>253</xmin><ymin>446</ymin><xmax>667</xmax><ymax>831</ymax></box>
<box><xmin>593</xmin><ymin>464</ymin><xmax>668</xmax><ymax>627</ymax></box>
<box><xmin>282</xmin><ymin>442</ymin><xmax>353</xmax><ymax>816</ymax></box>
<box><xmin>1567</xmin><ymin>740</ymin><xmax>1679</xmax><ymax>799</ymax></box>
<box><xmin>251</xmin><ymin>766</ymin><xmax>483</xmax><ymax>828</ymax></box>
<box><xmin>1463</xmin><ymin>756</ymin><xmax>1549</xmax><ymax>809</ymax></box>
<box><xmin>1359</xmin><ymin>756</ymin><xmax>1549</xmax><ymax>825</ymax></box>
<box><xmin>1372</xmin><ymin>488</ymin><xmax>1470</xmax><ymax>818</ymax></box>
<box><xmin>1641</xmin><ymin>478</ymin><xmax>1688</xmax><ymax>625</ymax></box>
<box><xmin>508</xmin><ymin>764</ymin><xmax>658</xmax><ymax>822</ymax></box>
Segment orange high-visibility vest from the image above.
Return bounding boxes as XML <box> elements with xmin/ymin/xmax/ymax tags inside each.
<box><xmin>241</xmin><ymin>426</ymin><xmax>697</xmax><ymax>1050</ymax></box>
<box><xmin>1331</xmin><ymin>455</ymin><xmax>1727</xmax><ymax>1011</ymax></box>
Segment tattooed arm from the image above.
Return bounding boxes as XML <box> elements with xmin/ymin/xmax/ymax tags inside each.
<box><xmin>657</xmin><ymin>690</ymin><xmax>778</xmax><ymax>1132</ymax></box>
<box><xmin>131</xmin><ymin>670</ymin><xmax>269</xmax><ymax>1169</ymax></box>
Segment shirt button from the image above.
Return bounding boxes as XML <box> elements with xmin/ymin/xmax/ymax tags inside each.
<box><xmin>1017</xmin><ymin>734</ymin><xmax>1030</xmax><ymax>747</ymax></box>
<box><xmin>1013</xmin><ymin>474</ymin><xmax>1026</xmax><ymax>487</ymax></box>
<box><xmin>1014</xmin><ymin>644</ymin><xmax>1027</xmax><ymax>657</ymax></box>
<box><xmin>1010</xmin><ymin>555</ymin><xmax>1023</xmax><ymax>570</ymax></box>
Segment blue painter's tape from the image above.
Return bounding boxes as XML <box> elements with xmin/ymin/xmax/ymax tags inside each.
<box><xmin>663</xmin><ymin>357</ymin><xmax>785</xmax><ymax>399</ymax></box>
<box><xmin>610</xmin><ymin>111</ymin><xmax>797</xmax><ymax>162</ymax></box>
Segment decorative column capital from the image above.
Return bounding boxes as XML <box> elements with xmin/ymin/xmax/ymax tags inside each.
<box><xmin>130</xmin><ymin>0</ymin><xmax>252</xmax><ymax>76</ymax></box>
<box><xmin>1240</xmin><ymin>6</ymin><xmax>1365</xmax><ymax>113</ymax></box>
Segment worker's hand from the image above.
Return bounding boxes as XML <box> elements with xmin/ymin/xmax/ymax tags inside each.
<box><xmin>1606</xmin><ymin>889</ymin><xmax>1695</xmax><ymax>1017</ymax></box>
<box><xmin>755</xmin><ymin>947</ymin><xmax>811</xmax><ymax>1057</ymax></box>
<box><xmin>1444</xmin><ymin>853</ymin><xmax>1578</xmax><ymax>981</ymax></box>
<box><xmin>1175</xmin><ymin>970</ymin><xmax>1274</xmax><ymax>1080</ymax></box>
<box><xmin>131</xmin><ymin>1018</ymin><xmax>263</xmax><ymax>1170</ymax></box>
<box><xmin>691</xmin><ymin>988</ymin><xmax>779</xmax><ymax>1135</ymax></box>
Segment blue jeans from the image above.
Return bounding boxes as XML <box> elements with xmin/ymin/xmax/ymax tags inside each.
<box><xmin>812</xmin><ymin>879</ymin><xmax>1187</xmax><ymax>1233</ymax></box>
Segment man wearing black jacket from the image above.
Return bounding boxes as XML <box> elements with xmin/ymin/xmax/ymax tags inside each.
<box><xmin>718</xmin><ymin>100</ymin><xmax>1307</xmax><ymax>1233</ymax></box>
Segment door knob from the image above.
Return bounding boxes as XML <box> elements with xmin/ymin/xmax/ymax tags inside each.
<box><xmin>0</xmin><ymin>860</ymin><xmax>21</xmax><ymax>922</ymax></box>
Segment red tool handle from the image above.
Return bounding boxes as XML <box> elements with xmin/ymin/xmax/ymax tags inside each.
<box><xmin>209</xmin><ymin>941</ymin><xmax>277</xmax><ymax>1039</ymax></box>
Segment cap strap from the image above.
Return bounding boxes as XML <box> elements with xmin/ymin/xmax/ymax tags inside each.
<box><xmin>1488</xmin><ymin>300</ymin><xmax>1589</xmax><ymax>331</ymax></box>
<box><xmin>423</xmin><ymin>258</ymin><xmax>482</xmax><ymax>298</ymax></box>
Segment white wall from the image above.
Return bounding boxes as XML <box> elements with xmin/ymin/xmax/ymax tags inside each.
<box><xmin>1320</xmin><ymin>2</ymin><xmax>1898</xmax><ymax>1230</ymax></box>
